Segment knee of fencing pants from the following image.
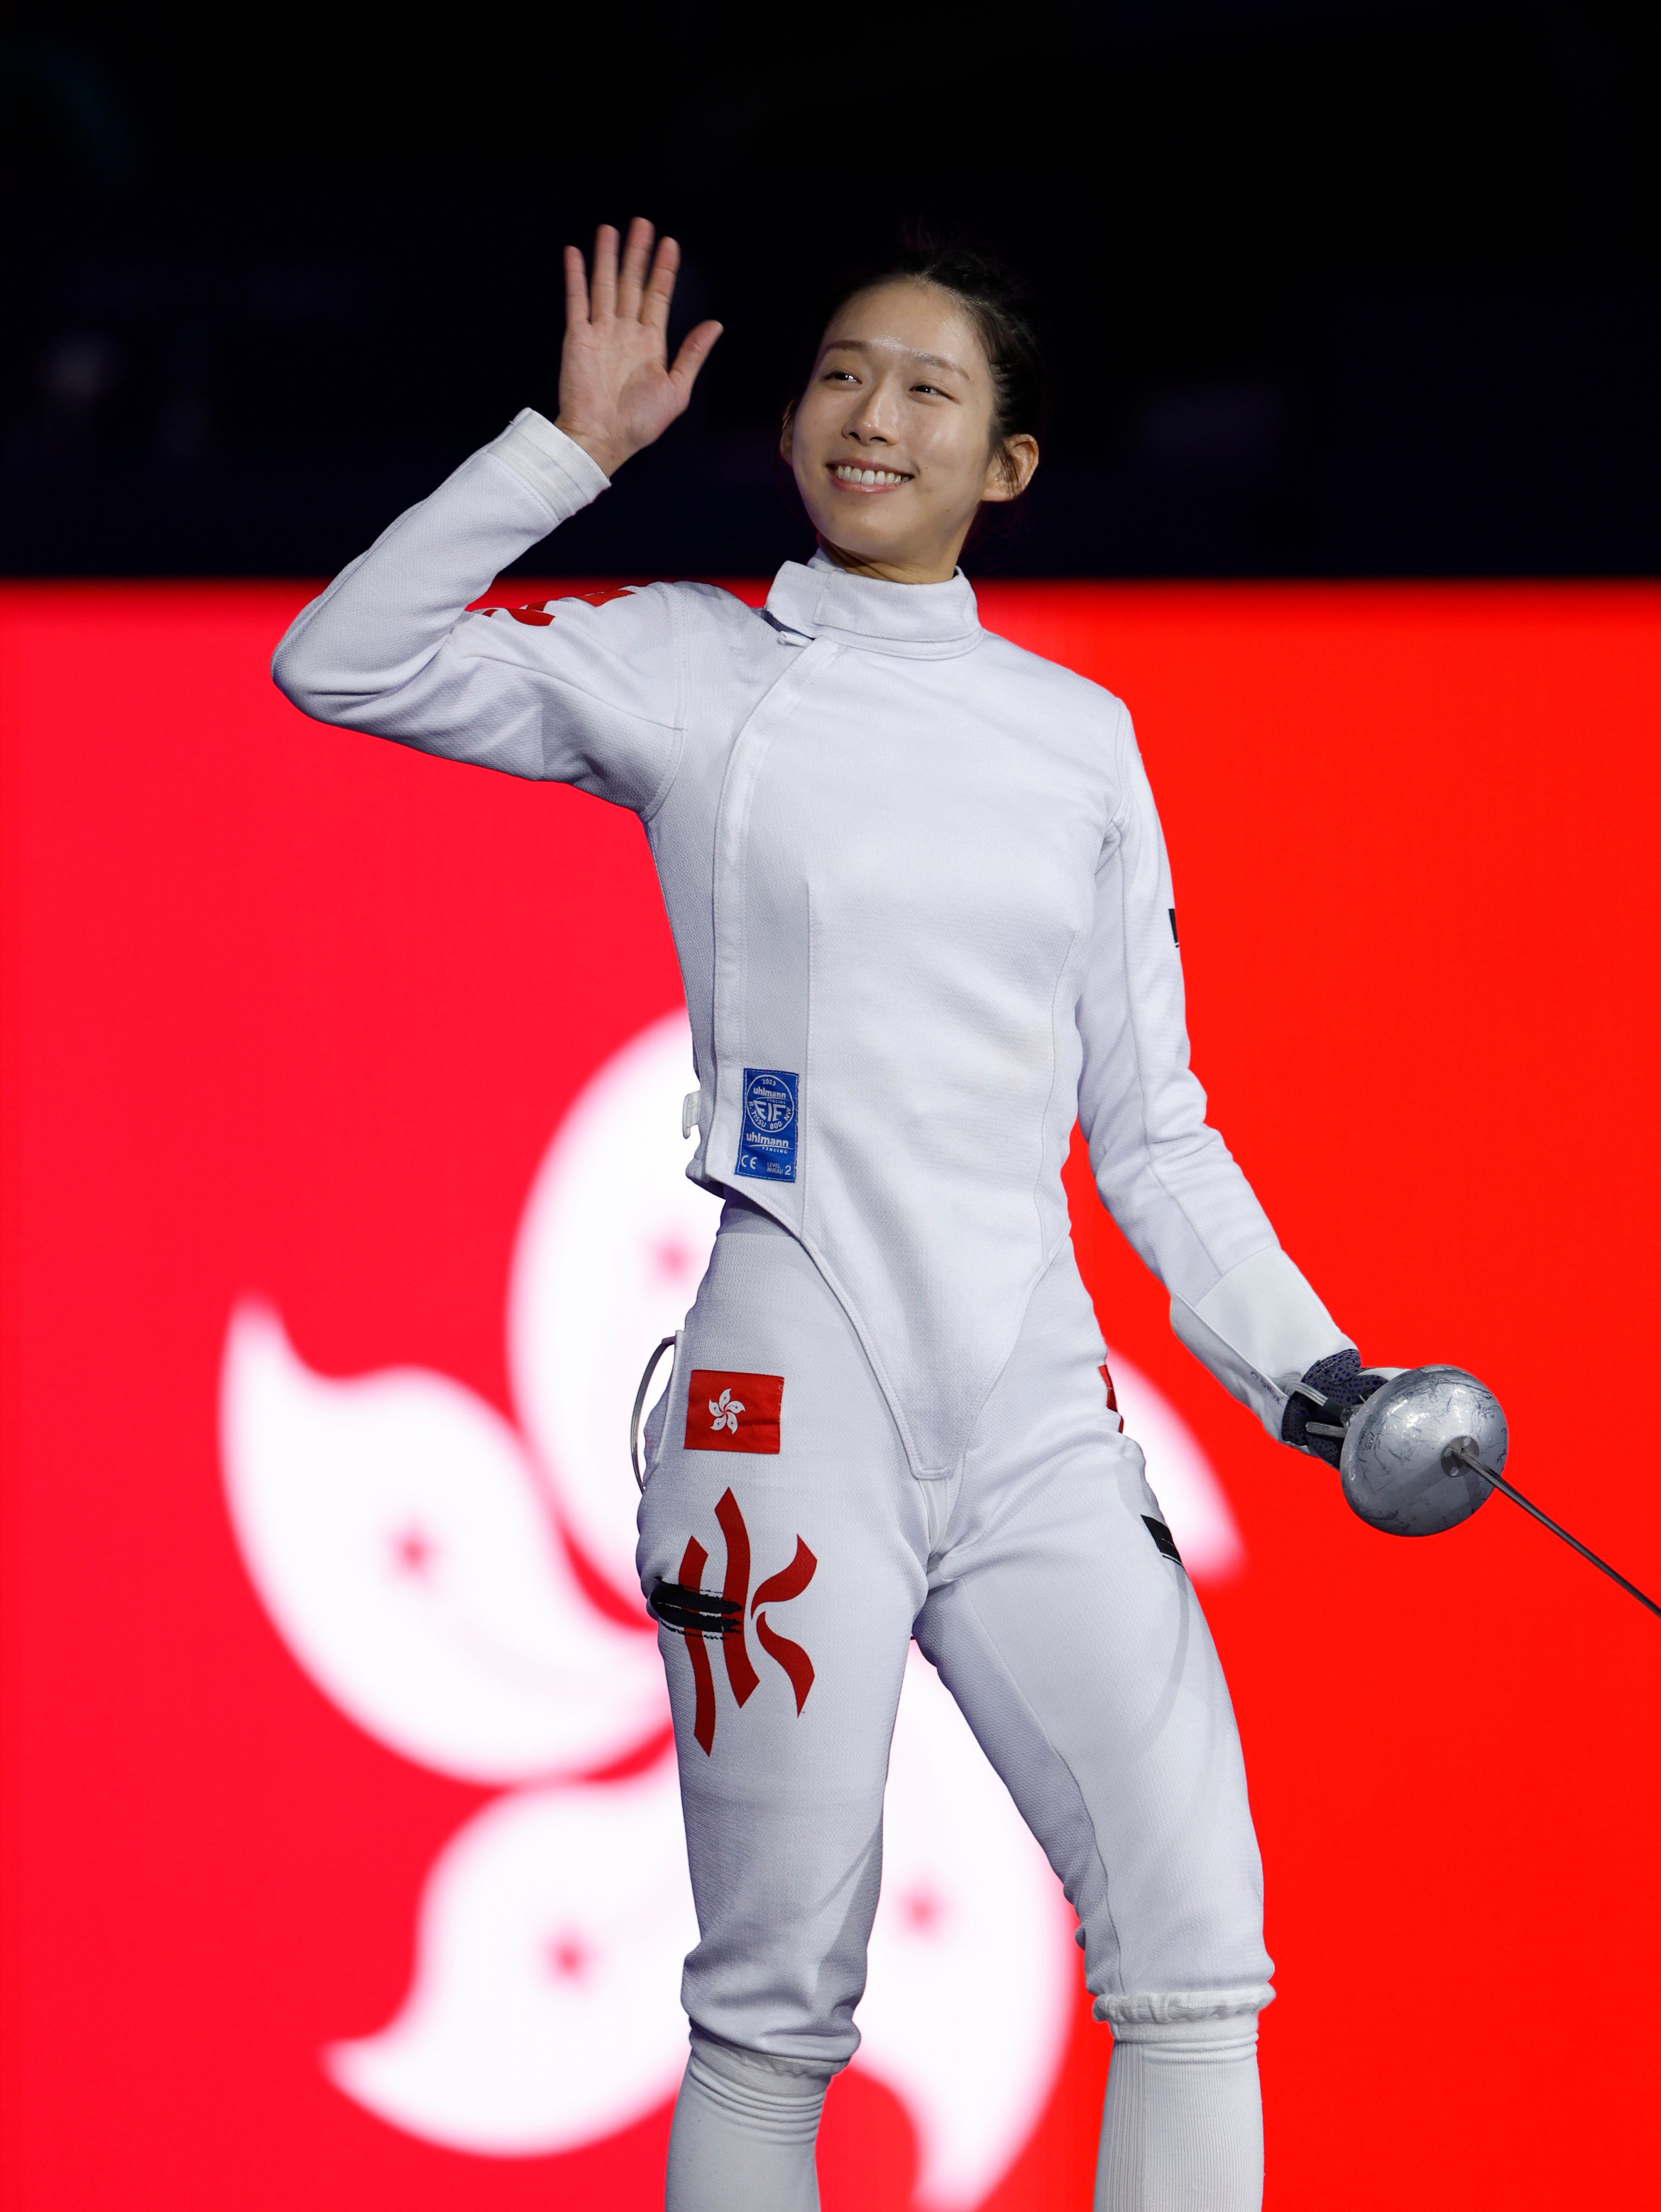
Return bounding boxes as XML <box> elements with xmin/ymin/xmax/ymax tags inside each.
<box><xmin>689</xmin><ymin>2025</ymin><xmax>843</xmax><ymax>2097</ymax></box>
<box><xmin>1094</xmin><ymin>1985</ymin><xmax>1273</xmax><ymax>2035</ymax></box>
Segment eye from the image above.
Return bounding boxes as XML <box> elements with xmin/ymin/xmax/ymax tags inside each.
<box><xmin>911</xmin><ymin>382</ymin><xmax>950</xmax><ymax>399</ymax></box>
<box><xmin>823</xmin><ymin>370</ymin><xmax>859</xmax><ymax>385</ymax></box>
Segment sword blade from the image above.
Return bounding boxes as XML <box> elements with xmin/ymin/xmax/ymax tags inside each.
<box><xmin>1450</xmin><ymin>1446</ymin><xmax>1661</xmax><ymax>1621</ymax></box>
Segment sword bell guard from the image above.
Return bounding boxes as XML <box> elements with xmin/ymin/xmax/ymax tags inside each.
<box><xmin>1339</xmin><ymin>1365</ymin><xmax>1508</xmax><ymax>1538</ymax></box>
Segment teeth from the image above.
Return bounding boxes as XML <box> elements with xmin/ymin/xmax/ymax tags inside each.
<box><xmin>833</xmin><ymin>464</ymin><xmax>906</xmax><ymax>486</ymax></box>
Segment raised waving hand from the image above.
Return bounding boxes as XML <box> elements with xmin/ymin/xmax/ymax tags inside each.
<box><xmin>554</xmin><ymin>219</ymin><xmax>722</xmax><ymax>479</ymax></box>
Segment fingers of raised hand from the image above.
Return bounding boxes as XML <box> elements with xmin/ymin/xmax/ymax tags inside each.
<box><xmin>589</xmin><ymin>222</ymin><xmax>621</xmax><ymax>319</ymax></box>
<box><xmin>642</xmin><ymin>234</ymin><xmax>681</xmax><ymax>332</ymax></box>
<box><xmin>668</xmin><ymin>319</ymin><xmax>724</xmax><ymax>396</ymax></box>
<box><xmin>562</xmin><ymin>243</ymin><xmax>590</xmax><ymax>326</ymax></box>
<box><xmin>616</xmin><ymin>216</ymin><xmax>656</xmax><ymax>318</ymax></box>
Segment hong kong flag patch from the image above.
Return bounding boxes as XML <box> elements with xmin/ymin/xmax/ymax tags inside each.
<box><xmin>686</xmin><ymin>1370</ymin><xmax>783</xmax><ymax>1454</ymax></box>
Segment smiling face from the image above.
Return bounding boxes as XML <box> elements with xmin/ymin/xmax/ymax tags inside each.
<box><xmin>784</xmin><ymin>279</ymin><xmax>1039</xmax><ymax>584</ymax></box>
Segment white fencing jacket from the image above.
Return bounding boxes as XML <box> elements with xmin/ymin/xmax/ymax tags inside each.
<box><xmin>273</xmin><ymin>408</ymin><xmax>1351</xmax><ymax>1480</ymax></box>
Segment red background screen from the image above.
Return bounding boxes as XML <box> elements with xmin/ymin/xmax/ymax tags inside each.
<box><xmin>3</xmin><ymin>580</ymin><xmax>1659</xmax><ymax>2208</ymax></box>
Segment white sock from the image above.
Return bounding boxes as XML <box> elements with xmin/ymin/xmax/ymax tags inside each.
<box><xmin>664</xmin><ymin>2032</ymin><xmax>836</xmax><ymax>2212</ymax></box>
<box><xmin>1094</xmin><ymin>2009</ymin><xmax>1265</xmax><ymax>2212</ymax></box>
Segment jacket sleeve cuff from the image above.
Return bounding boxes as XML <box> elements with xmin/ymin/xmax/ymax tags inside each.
<box><xmin>1171</xmin><ymin>1244</ymin><xmax>1353</xmax><ymax>1439</ymax></box>
<box><xmin>486</xmin><ymin>409</ymin><xmax>611</xmax><ymax>522</ymax></box>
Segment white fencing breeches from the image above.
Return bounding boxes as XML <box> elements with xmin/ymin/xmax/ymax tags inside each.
<box><xmin>638</xmin><ymin>1205</ymin><xmax>1272</xmax><ymax>2208</ymax></box>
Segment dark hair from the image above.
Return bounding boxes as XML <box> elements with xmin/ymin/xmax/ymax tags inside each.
<box><xmin>790</xmin><ymin>237</ymin><xmax>1045</xmax><ymax>494</ymax></box>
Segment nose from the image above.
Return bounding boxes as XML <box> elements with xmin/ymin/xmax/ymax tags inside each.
<box><xmin>842</xmin><ymin>378</ymin><xmax>898</xmax><ymax>445</ymax></box>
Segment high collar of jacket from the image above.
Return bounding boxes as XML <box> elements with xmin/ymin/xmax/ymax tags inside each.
<box><xmin>763</xmin><ymin>549</ymin><xmax>983</xmax><ymax>660</ymax></box>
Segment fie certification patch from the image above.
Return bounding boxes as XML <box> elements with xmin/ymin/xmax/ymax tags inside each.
<box><xmin>737</xmin><ymin>1068</ymin><xmax>799</xmax><ymax>1182</ymax></box>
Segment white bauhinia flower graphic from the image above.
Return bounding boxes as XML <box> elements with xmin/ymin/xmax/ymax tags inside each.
<box><xmin>219</xmin><ymin>1009</ymin><xmax>1246</xmax><ymax>2206</ymax></box>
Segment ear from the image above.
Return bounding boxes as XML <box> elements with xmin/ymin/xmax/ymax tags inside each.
<box><xmin>981</xmin><ymin>434</ymin><xmax>1039</xmax><ymax>504</ymax></box>
<box><xmin>779</xmin><ymin>404</ymin><xmax>797</xmax><ymax>466</ymax></box>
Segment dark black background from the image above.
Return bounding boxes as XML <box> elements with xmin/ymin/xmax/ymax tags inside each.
<box><xmin>4</xmin><ymin>1</ymin><xmax>1657</xmax><ymax>577</ymax></box>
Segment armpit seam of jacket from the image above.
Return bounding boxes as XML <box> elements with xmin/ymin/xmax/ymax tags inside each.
<box><xmin>442</xmin><ymin>595</ymin><xmax>681</xmax><ymax>793</ymax></box>
<box><xmin>1105</xmin><ymin>697</ymin><xmax>1135</xmax><ymax>842</ymax></box>
<box><xmin>638</xmin><ymin>586</ymin><xmax>690</xmax><ymax>824</ymax></box>
<box><xmin>450</xmin><ymin>645</ymin><xmax>675</xmax><ymax>777</ymax></box>
<box><xmin>1112</xmin><ymin>702</ymin><xmax>1231</xmax><ymax>1293</ymax></box>
<box><xmin>451</xmin><ymin>571</ymin><xmax>694</xmax><ymax>746</ymax></box>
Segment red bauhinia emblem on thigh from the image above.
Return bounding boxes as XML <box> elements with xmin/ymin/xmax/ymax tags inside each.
<box><xmin>650</xmin><ymin>1487</ymin><xmax>816</xmax><ymax>1754</ymax></box>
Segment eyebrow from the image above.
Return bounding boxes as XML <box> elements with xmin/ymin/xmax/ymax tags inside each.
<box><xmin>821</xmin><ymin>337</ymin><xmax>970</xmax><ymax>379</ymax></box>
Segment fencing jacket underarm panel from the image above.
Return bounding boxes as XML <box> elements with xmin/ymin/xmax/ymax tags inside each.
<box><xmin>272</xmin><ymin>407</ymin><xmax>1353</xmax><ymax>1453</ymax></box>
<box><xmin>1075</xmin><ymin>721</ymin><xmax>1351</xmax><ymax>1433</ymax></box>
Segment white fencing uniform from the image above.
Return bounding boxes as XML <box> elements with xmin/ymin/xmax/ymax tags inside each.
<box><xmin>273</xmin><ymin>408</ymin><xmax>1355</xmax><ymax>2210</ymax></box>
<box><xmin>642</xmin><ymin>1202</ymin><xmax>1274</xmax><ymax>2038</ymax></box>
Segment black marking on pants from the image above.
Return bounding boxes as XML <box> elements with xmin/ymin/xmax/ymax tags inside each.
<box><xmin>1168</xmin><ymin>907</ymin><xmax>1179</xmax><ymax>946</ymax></box>
<box><xmin>649</xmin><ymin>1581</ymin><xmax>742</xmax><ymax>1637</ymax></box>
<box><xmin>1142</xmin><ymin>1515</ymin><xmax>1185</xmax><ymax>1567</ymax></box>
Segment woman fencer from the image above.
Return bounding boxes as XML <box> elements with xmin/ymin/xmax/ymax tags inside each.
<box><xmin>273</xmin><ymin>218</ymin><xmax>1389</xmax><ymax>2212</ymax></box>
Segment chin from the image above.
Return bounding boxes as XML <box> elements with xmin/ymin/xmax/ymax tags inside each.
<box><xmin>802</xmin><ymin>504</ymin><xmax>901</xmax><ymax>559</ymax></box>
<box><xmin>831</xmin><ymin>527</ymin><xmax>901</xmax><ymax>562</ymax></box>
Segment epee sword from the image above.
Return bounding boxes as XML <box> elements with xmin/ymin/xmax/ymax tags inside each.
<box><xmin>1298</xmin><ymin>1363</ymin><xmax>1661</xmax><ymax>1620</ymax></box>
